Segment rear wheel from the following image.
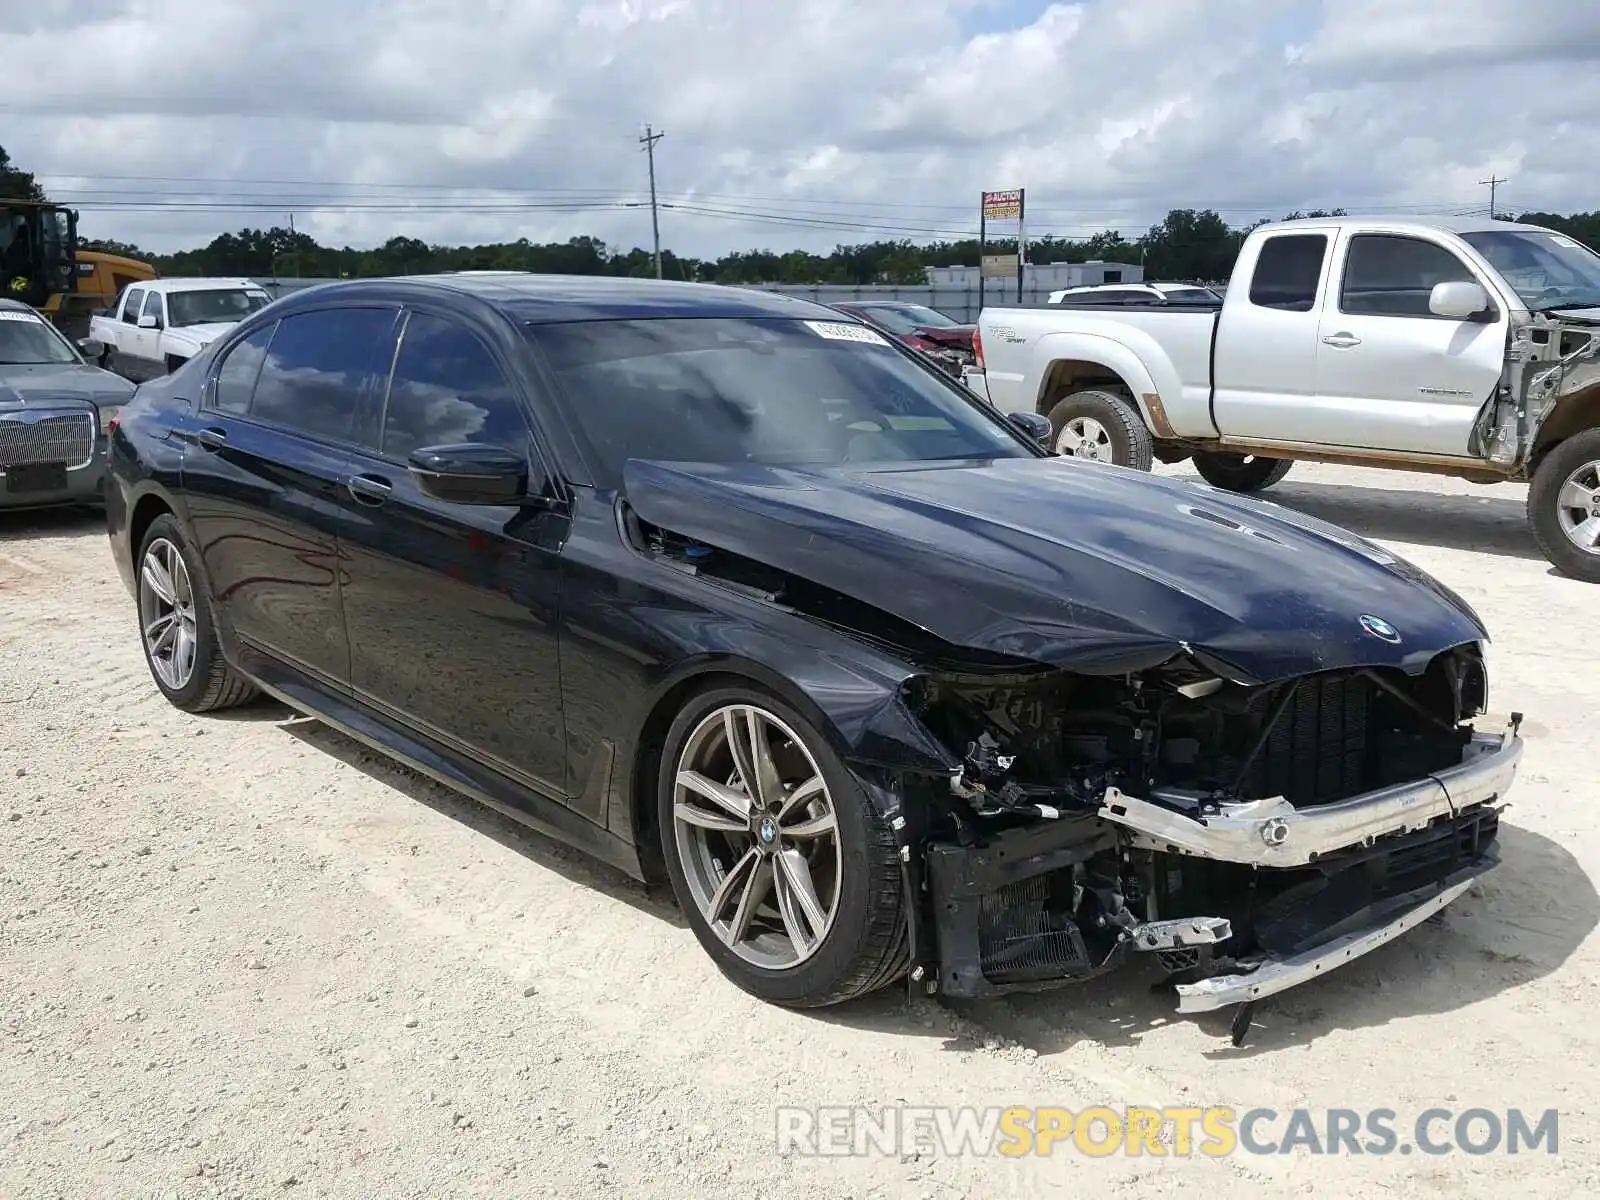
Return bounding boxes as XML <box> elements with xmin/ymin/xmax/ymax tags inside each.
<box><xmin>658</xmin><ymin>685</ymin><xmax>907</xmax><ymax>1007</ymax></box>
<box><xmin>1529</xmin><ymin>428</ymin><xmax>1600</xmax><ymax>583</ymax></box>
<box><xmin>1044</xmin><ymin>389</ymin><xmax>1153</xmax><ymax>470</ymax></box>
<box><xmin>136</xmin><ymin>515</ymin><xmax>259</xmax><ymax>712</ymax></box>
<box><xmin>1192</xmin><ymin>451</ymin><xmax>1294</xmax><ymax>493</ymax></box>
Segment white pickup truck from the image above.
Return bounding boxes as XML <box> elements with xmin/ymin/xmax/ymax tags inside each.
<box><xmin>88</xmin><ymin>277</ymin><xmax>272</xmax><ymax>382</ymax></box>
<box><xmin>974</xmin><ymin>215</ymin><xmax>1600</xmax><ymax>581</ymax></box>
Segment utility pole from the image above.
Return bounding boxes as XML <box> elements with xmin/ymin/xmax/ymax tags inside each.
<box><xmin>1479</xmin><ymin>175</ymin><xmax>1508</xmax><ymax>218</ymax></box>
<box><xmin>639</xmin><ymin>125</ymin><xmax>666</xmax><ymax>278</ymax></box>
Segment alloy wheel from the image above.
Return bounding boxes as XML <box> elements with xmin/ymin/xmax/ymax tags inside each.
<box><xmin>1058</xmin><ymin>415</ymin><xmax>1113</xmax><ymax>461</ymax></box>
<box><xmin>1555</xmin><ymin>459</ymin><xmax>1600</xmax><ymax>555</ymax></box>
<box><xmin>139</xmin><ymin>538</ymin><xmax>199</xmax><ymax>690</ymax></box>
<box><xmin>671</xmin><ymin>704</ymin><xmax>843</xmax><ymax>970</ymax></box>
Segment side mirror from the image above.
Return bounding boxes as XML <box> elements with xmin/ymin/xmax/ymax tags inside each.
<box><xmin>137</xmin><ymin>314</ymin><xmax>159</xmax><ymax>329</ymax></box>
<box><xmin>77</xmin><ymin>337</ymin><xmax>105</xmax><ymax>359</ymax></box>
<box><xmin>409</xmin><ymin>442</ymin><xmax>534</xmax><ymax>506</ymax></box>
<box><xmin>1005</xmin><ymin>410</ymin><xmax>1053</xmax><ymax>447</ymax></box>
<box><xmin>1429</xmin><ymin>280</ymin><xmax>1492</xmax><ymax>321</ymax></box>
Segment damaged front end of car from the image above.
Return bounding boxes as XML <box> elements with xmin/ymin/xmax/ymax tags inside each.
<box><xmin>863</xmin><ymin>645</ymin><xmax>1521</xmax><ymax>1040</ymax></box>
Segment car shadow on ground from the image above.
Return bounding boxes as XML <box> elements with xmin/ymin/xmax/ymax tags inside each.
<box><xmin>1232</xmin><ymin>479</ymin><xmax>1541</xmax><ymax>562</ymax></box>
<box><xmin>266</xmin><ymin>702</ymin><xmax>683</xmax><ymax>927</ymax></box>
<box><xmin>0</xmin><ymin>506</ymin><xmax>106</xmax><ymax>544</ymax></box>
<box><xmin>936</xmin><ymin>822</ymin><xmax>1595</xmax><ymax>1057</ymax></box>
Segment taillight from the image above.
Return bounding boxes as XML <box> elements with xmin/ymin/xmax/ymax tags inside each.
<box><xmin>972</xmin><ymin>327</ymin><xmax>985</xmax><ymax>369</ymax></box>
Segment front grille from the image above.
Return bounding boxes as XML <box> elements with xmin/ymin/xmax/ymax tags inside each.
<box><xmin>977</xmin><ymin>874</ymin><xmax>1091</xmax><ymax>985</ymax></box>
<box><xmin>1238</xmin><ymin>671</ymin><xmax>1461</xmax><ymax>808</ymax></box>
<box><xmin>0</xmin><ymin>413</ymin><xmax>94</xmax><ymax>469</ymax></box>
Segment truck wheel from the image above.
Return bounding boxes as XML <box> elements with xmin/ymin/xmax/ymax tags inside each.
<box><xmin>1045</xmin><ymin>389</ymin><xmax>1153</xmax><ymax>470</ymax></box>
<box><xmin>1528</xmin><ymin>428</ymin><xmax>1600</xmax><ymax>583</ymax></box>
<box><xmin>1192</xmin><ymin>452</ymin><xmax>1294</xmax><ymax>493</ymax></box>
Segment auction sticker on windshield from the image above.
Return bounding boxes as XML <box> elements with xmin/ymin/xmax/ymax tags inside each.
<box><xmin>0</xmin><ymin>310</ymin><xmax>45</xmax><ymax>323</ymax></box>
<box><xmin>803</xmin><ymin>320</ymin><xmax>891</xmax><ymax>346</ymax></box>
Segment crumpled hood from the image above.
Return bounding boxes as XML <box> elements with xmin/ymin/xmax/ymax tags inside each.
<box><xmin>0</xmin><ymin>362</ymin><xmax>135</xmax><ymax>410</ymax></box>
<box><xmin>620</xmin><ymin>456</ymin><xmax>1486</xmax><ymax>683</ymax></box>
<box><xmin>910</xmin><ymin>325</ymin><xmax>976</xmax><ymax>350</ymax></box>
<box><xmin>163</xmin><ymin>322</ymin><xmax>237</xmax><ymax>350</ymax></box>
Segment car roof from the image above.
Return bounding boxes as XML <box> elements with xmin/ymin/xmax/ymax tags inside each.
<box><xmin>1257</xmin><ymin>214</ymin><xmax>1553</xmax><ymax>236</ymax></box>
<box><xmin>142</xmin><ymin>278</ymin><xmax>265</xmax><ymax>293</ymax></box>
<box><xmin>275</xmin><ymin>273</ymin><xmax>848</xmax><ymax>324</ymax></box>
<box><xmin>0</xmin><ymin>297</ymin><xmax>37</xmax><ymax>313</ymax></box>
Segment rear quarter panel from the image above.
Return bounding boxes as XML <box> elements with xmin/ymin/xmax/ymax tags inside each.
<box><xmin>978</xmin><ymin>306</ymin><xmax>1219</xmax><ymax>437</ymax></box>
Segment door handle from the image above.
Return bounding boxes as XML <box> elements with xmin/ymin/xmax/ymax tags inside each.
<box><xmin>1322</xmin><ymin>332</ymin><xmax>1362</xmax><ymax>348</ymax></box>
<box><xmin>195</xmin><ymin>427</ymin><xmax>228</xmax><ymax>450</ymax></box>
<box><xmin>345</xmin><ymin>473</ymin><xmax>393</xmax><ymax>507</ymax></box>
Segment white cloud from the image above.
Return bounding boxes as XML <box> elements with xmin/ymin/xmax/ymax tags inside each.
<box><xmin>1</xmin><ymin>0</ymin><xmax>1597</xmax><ymax>257</ymax></box>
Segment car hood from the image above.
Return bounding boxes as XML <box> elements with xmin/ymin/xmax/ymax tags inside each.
<box><xmin>164</xmin><ymin>322</ymin><xmax>238</xmax><ymax>348</ymax></box>
<box><xmin>0</xmin><ymin>361</ymin><xmax>135</xmax><ymax>410</ymax></box>
<box><xmin>911</xmin><ymin>325</ymin><xmax>976</xmax><ymax>349</ymax></box>
<box><xmin>620</xmin><ymin>456</ymin><xmax>1486</xmax><ymax>684</ymax></box>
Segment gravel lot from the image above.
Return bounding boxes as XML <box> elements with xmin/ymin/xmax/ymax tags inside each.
<box><xmin>3</xmin><ymin>462</ymin><xmax>1597</xmax><ymax>1198</ymax></box>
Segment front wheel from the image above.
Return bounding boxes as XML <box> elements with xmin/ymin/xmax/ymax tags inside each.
<box><xmin>657</xmin><ymin>686</ymin><xmax>907</xmax><ymax>1007</ymax></box>
<box><xmin>1192</xmin><ymin>451</ymin><xmax>1294</xmax><ymax>493</ymax></box>
<box><xmin>1528</xmin><ymin>428</ymin><xmax>1600</xmax><ymax>583</ymax></box>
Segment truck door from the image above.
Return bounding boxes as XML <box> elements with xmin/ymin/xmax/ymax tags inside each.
<box><xmin>1310</xmin><ymin>231</ymin><xmax>1508</xmax><ymax>456</ymax></box>
<box><xmin>1210</xmin><ymin>231</ymin><xmax>1332</xmax><ymax>441</ymax></box>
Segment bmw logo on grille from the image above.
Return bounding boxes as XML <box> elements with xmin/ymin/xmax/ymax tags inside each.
<box><xmin>1359</xmin><ymin>614</ymin><xmax>1401</xmax><ymax>644</ymax></box>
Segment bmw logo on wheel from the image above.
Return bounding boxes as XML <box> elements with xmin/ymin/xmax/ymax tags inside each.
<box><xmin>1359</xmin><ymin>614</ymin><xmax>1402</xmax><ymax>644</ymax></box>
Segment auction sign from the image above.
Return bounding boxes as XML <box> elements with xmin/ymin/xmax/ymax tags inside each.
<box><xmin>979</xmin><ymin>188</ymin><xmax>1026</xmax><ymax>306</ymax></box>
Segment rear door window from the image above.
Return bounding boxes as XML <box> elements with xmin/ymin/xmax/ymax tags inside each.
<box><xmin>1248</xmin><ymin>235</ymin><xmax>1328</xmax><ymax>311</ymax></box>
<box><xmin>121</xmin><ymin>288</ymin><xmax>146</xmax><ymax>323</ymax></box>
<box><xmin>247</xmin><ymin>307</ymin><xmax>397</xmax><ymax>443</ymax></box>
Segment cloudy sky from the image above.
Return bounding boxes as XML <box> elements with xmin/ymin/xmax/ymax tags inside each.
<box><xmin>1</xmin><ymin>0</ymin><xmax>1595</xmax><ymax>257</ymax></box>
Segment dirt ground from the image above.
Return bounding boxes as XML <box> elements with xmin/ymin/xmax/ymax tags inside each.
<box><xmin>2</xmin><ymin>461</ymin><xmax>1597</xmax><ymax>1199</ymax></box>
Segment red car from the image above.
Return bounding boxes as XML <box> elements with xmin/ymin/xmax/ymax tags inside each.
<box><xmin>829</xmin><ymin>302</ymin><xmax>976</xmax><ymax>377</ymax></box>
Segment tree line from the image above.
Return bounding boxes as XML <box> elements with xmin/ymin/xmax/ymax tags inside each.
<box><xmin>7</xmin><ymin>143</ymin><xmax>1598</xmax><ymax>286</ymax></box>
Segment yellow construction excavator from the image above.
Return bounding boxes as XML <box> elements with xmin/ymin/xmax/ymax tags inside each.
<box><xmin>1</xmin><ymin>199</ymin><xmax>156</xmax><ymax>339</ymax></box>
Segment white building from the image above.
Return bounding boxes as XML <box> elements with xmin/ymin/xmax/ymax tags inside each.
<box><xmin>924</xmin><ymin>260</ymin><xmax>1144</xmax><ymax>288</ymax></box>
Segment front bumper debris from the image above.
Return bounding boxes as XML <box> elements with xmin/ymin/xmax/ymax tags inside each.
<box><xmin>1172</xmin><ymin>857</ymin><xmax>1493</xmax><ymax>1013</ymax></box>
<box><xmin>1098</xmin><ymin>726</ymin><xmax>1521</xmax><ymax>868</ymax></box>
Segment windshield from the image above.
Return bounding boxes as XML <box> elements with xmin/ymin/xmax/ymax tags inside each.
<box><xmin>527</xmin><ymin>317</ymin><xmax>1034</xmax><ymax>488</ymax></box>
<box><xmin>167</xmin><ymin>288</ymin><xmax>272</xmax><ymax>328</ymax></box>
<box><xmin>1461</xmin><ymin>229</ymin><xmax>1600</xmax><ymax>311</ymax></box>
<box><xmin>858</xmin><ymin>304</ymin><xmax>961</xmax><ymax>334</ymax></box>
<box><xmin>0</xmin><ymin>309</ymin><xmax>78</xmax><ymax>364</ymax></box>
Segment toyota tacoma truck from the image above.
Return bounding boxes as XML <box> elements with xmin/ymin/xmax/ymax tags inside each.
<box><xmin>89</xmin><ymin>277</ymin><xmax>272</xmax><ymax>382</ymax></box>
<box><xmin>973</xmin><ymin>216</ymin><xmax>1600</xmax><ymax>582</ymax></box>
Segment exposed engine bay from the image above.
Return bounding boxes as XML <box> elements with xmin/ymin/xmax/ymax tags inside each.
<box><xmin>893</xmin><ymin>644</ymin><xmax>1516</xmax><ymax>1038</ymax></box>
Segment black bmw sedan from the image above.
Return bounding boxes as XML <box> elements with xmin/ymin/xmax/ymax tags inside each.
<box><xmin>105</xmin><ymin>274</ymin><xmax>1521</xmax><ymax>1031</ymax></box>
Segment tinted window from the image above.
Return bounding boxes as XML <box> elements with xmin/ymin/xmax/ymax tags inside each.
<box><xmin>1341</xmin><ymin>235</ymin><xmax>1479</xmax><ymax>317</ymax></box>
<box><xmin>211</xmin><ymin>323</ymin><xmax>275</xmax><ymax>415</ymax></box>
<box><xmin>1249</xmin><ymin>235</ymin><xmax>1328</xmax><ymax>311</ymax></box>
<box><xmin>141</xmin><ymin>291</ymin><xmax>165</xmax><ymax>323</ymax></box>
<box><xmin>381</xmin><ymin>313</ymin><xmax>527</xmax><ymax>460</ymax></box>
<box><xmin>1103</xmin><ymin>270</ymin><xmax>1123</xmax><ymax>283</ymax></box>
<box><xmin>528</xmin><ymin>317</ymin><xmax>1033</xmax><ymax>489</ymax></box>
<box><xmin>249</xmin><ymin>308</ymin><xmax>395</xmax><ymax>442</ymax></box>
<box><xmin>122</xmin><ymin>288</ymin><xmax>145</xmax><ymax>323</ymax></box>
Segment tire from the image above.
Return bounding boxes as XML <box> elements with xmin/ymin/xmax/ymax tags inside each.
<box><xmin>1528</xmin><ymin>428</ymin><xmax>1600</xmax><ymax>583</ymax></box>
<box><xmin>1192</xmin><ymin>451</ymin><xmax>1294</xmax><ymax>493</ymax></box>
<box><xmin>135</xmin><ymin>514</ymin><xmax>259</xmax><ymax>712</ymax></box>
<box><xmin>657</xmin><ymin>684</ymin><xmax>908</xmax><ymax>1007</ymax></box>
<box><xmin>1044</xmin><ymin>389</ymin><xmax>1154</xmax><ymax>470</ymax></box>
